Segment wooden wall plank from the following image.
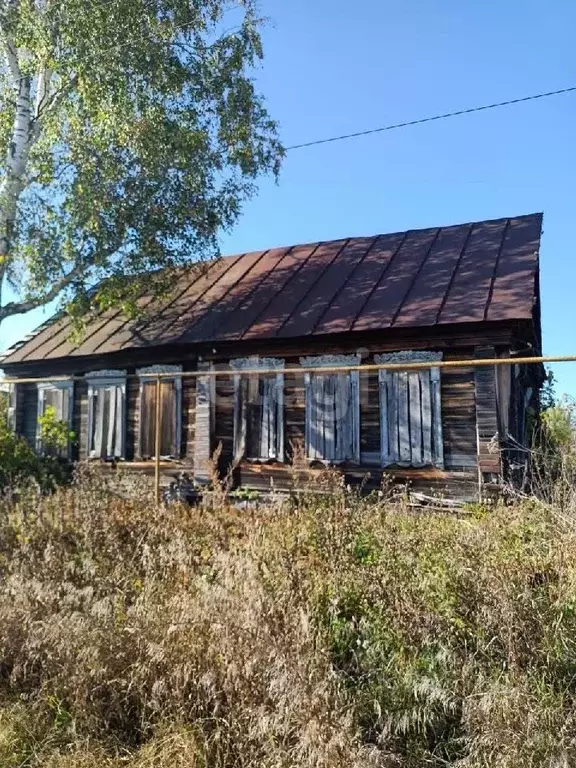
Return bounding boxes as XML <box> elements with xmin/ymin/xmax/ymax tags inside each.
<box><xmin>474</xmin><ymin>346</ymin><xmax>501</xmax><ymax>475</ymax></box>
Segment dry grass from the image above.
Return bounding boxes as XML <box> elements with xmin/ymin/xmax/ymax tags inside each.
<box><xmin>0</xmin><ymin>471</ymin><xmax>576</xmax><ymax>766</ymax></box>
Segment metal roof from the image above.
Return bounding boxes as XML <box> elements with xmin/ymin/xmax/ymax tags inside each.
<box><xmin>2</xmin><ymin>212</ymin><xmax>543</xmax><ymax>365</ymax></box>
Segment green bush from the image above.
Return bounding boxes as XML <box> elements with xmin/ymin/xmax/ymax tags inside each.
<box><xmin>0</xmin><ymin>400</ymin><xmax>70</xmax><ymax>492</ymax></box>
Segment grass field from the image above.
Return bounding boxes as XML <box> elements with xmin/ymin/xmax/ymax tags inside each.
<box><xmin>0</xmin><ymin>472</ymin><xmax>575</xmax><ymax>767</ymax></box>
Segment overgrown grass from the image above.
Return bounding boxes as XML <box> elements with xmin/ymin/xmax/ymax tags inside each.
<box><xmin>0</xmin><ymin>473</ymin><xmax>575</xmax><ymax>766</ymax></box>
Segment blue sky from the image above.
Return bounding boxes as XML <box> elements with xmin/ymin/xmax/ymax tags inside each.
<box><xmin>2</xmin><ymin>0</ymin><xmax>575</xmax><ymax>393</ymax></box>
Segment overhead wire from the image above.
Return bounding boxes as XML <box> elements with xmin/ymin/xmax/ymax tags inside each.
<box><xmin>3</xmin><ymin>4</ymin><xmax>575</xmax><ymax>148</ymax></box>
<box><xmin>285</xmin><ymin>86</ymin><xmax>576</xmax><ymax>150</ymax></box>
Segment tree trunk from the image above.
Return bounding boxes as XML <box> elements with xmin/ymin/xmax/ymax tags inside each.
<box><xmin>0</xmin><ymin>70</ymin><xmax>32</xmax><ymax>305</ymax></box>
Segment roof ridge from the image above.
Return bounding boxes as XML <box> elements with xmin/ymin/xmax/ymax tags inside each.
<box><xmin>216</xmin><ymin>212</ymin><xmax>543</xmax><ymax>261</ymax></box>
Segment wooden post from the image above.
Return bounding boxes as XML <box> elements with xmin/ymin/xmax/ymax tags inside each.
<box><xmin>154</xmin><ymin>376</ymin><xmax>161</xmax><ymax>506</ymax></box>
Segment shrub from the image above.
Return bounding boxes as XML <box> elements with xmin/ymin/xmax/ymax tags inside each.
<box><xmin>0</xmin><ymin>400</ymin><xmax>71</xmax><ymax>493</ymax></box>
<box><xmin>0</xmin><ymin>482</ymin><xmax>576</xmax><ymax>766</ymax></box>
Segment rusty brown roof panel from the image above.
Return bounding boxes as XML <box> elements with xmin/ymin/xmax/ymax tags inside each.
<box><xmin>1</xmin><ymin>212</ymin><xmax>543</xmax><ymax>366</ymax></box>
<box><xmin>352</xmin><ymin>228</ymin><xmax>440</xmax><ymax>332</ymax></box>
<box><xmin>312</xmin><ymin>232</ymin><xmax>407</xmax><ymax>336</ymax></box>
<box><xmin>438</xmin><ymin>219</ymin><xmax>509</xmax><ymax>325</ymax></box>
<box><xmin>209</xmin><ymin>246</ymin><xmax>299</xmax><ymax>341</ymax></box>
<box><xmin>486</xmin><ymin>214</ymin><xmax>542</xmax><ymax>322</ymax></box>
<box><xmin>242</xmin><ymin>240</ymin><xmax>347</xmax><ymax>340</ymax></box>
<box><xmin>179</xmin><ymin>247</ymin><xmax>289</xmax><ymax>344</ymax></box>
<box><xmin>393</xmin><ymin>224</ymin><xmax>473</xmax><ymax>328</ymax></box>
<box><xmin>117</xmin><ymin>257</ymin><xmax>238</xmax><ymax>352</ymax></box>
<box><xmin>166</xmin><ymin>249</ymin><xmax>269</xmax><ymax>345</ymax></box>
<box><xmin>277</xmin><ymin>236</ymin><xmax>378</xmax><ymax>338</ymax></box>
<box><xmin>3</xmin><ymin>314</ymin><xmax>71</xmax><ymax>364</ymax></box>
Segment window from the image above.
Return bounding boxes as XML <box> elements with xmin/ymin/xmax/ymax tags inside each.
<box><xmin>36</xmin><ymin>381</ymin><xmax>74</xmax><ymax>456</ymax></box>
<box><xmin>231</xmin><ymin>357</ymin><xmax>284</xmax><ymax>462</ymax></box>
<box><xmin>138</xmin><ymin>365</ymin><xmax>182</xmax><ymax>459</ymax></box>
<box><xmin>7</xmin><ymin>384</ymin><xmax>17</xmax><ymax>432</ymax></box>
<box><xmin>301</xmin><ymin>355</ymin><xmax>360</xmax><ymax>464</ymax></box>
<box><xmin>376</xmin><ymin>352</ymin><xmax>443</xmax><ymax>468</ymax></box>
<box><xmin>86</xmin><ymin>371</ymin><xmax>126</xmax><ymax>459</ymax></box>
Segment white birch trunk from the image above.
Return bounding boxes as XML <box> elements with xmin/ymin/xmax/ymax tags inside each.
<box><xmin>0</xmin><ymin>71</ymin><xmax>32</xmax><ymax>271</ymax></box>
<box><xmin>0</xmin><ymin>15</ymin><xmax>56</xmax><ymax>310</ymax></box>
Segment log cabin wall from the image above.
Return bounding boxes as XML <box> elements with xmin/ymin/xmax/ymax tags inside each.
<box><xmin>7</xmin><ymin>320</ymin><xmax>538</xmax><ymax>501</ymax></box>
<box><xmin>204</xmin><ymin>345</ymin><xmax>480</xmax><ymax>499</ymax></box>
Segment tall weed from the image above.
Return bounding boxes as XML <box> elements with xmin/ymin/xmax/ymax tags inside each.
<box><xmin>0</xmin><ymin>480</ymin><xmax>575</xmax><ymax>766</ymax></box>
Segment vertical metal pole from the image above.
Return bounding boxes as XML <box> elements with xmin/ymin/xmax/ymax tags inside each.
<box><xmin>154</xmin><ymin>376</ymin><xmax>161</xmax><ymax>506</ymax></box>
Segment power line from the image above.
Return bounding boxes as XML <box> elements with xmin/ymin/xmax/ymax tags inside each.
<box><xmin>285</xmin><ymin>86</ymin><xmax>576</xmax><ymax>151</ymax></box>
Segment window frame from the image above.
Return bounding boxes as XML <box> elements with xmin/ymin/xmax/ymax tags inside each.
<box><xmin>230</xmin><ymin>357</ymin><xmax>285</xmax><ymax>463</ymax></box>
<box><xmin>376</xmin><ymin>351</ymin><xmax>444</xmax><ymax>469</ymax></box>
<box><xmin>7</xmin><ymin>383</ymin><xmax>17</xmax><ymax>432</ymax></box>
<box><xmin>86</xmin><ymin>370</ymin><xmax>127</xmax><ymax>460</ymax></box>
<box><xmin>36</xmin><ymin>380</ymin><xmax>74</xmax><ymax>456</ymax></box>
<box><xmin>137</xmin><ymin>365</ymin><xmax>183</xmax><ymax>460</ymax></box>
<box><xmin>300</xmin><ymin>354</ymin><xmax>360</xmax><ymax>465</ymax></box>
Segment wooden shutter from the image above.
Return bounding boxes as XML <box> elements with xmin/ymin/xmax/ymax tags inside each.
<box><xmin>160</xmin><ymin>381</ymin><xmax>177</xmax><ymax>457</ymax></box>
<box><xmin>234</xmin><ymin>368</ymin><xmax>284</xmax><ymax>462</ymax></box>
<box><xmin>138</xmin><ymin>374</ymin><xmax>181</xmax><ymax>460</ymax></box>
<box><xmin>350</xmin><ymin>371</ymin><xmax>360</xmax><ymax>464</ymax></box>
<box><xmin>259</xmin><ymin>376</ymin><xmax>272</xmax><ymax>459</ymax></box>
<box><xmin>88</xmin><ymin>381</ymin><xmax>125</xmax><ymax>459</ymax></box>
<box><xmin>274</xmin><ymin>373</ymin><xmax>284</xmax><ymax>461</ymax></box>
<box><xmin>106</xmin><ymin>386</ymin><xmax>117</xmax><ymax>458</ymax></box>
<box><xmin>305</xmin><ymin>372</ymin><xmax>359</xmax><ymax>464</ymax></box>
<box><xmin>7</xmin><ymin>384</ymin><xmax>17</xmax><ymax>431</ymax></box>
<box><xmin>233</xmin><ymin>375</ymin><xmax>247</xmax><ymax>460</ymax></box>
<box><xmin>420</xmin><ymin>371</ymin><xmax>433</xmax><ymax>465</ymax></box>
<box><xmin>140</xmin><ymin>382</ymin><xmax>156</xmax><ymax>458</ymax></box>
<box><xmin>431</xmin><ymin>367</ymin><xmax>444</xmax><ymax>468</ymax></box>
<box><xmin>323</xmin><ymin>374</ymin><xmax>336</xmax><ymax>461</ymax></box>
<box><xmin>91</xmin><ymin>389</ymin><xmax>103</xmax><ymax>456</ymax></box>
<box><xmin>194</xmin><ymin>363</ymin><xmax>212</xmax><ymax>482</ymax></box>
<box><xmin>379</xmin><ymin>356</ymin><xmax>443</xmax><ymax>469</ymax></box>
<box><xmin>305</xmin><ymin>373</ymin><xmax>326</xmax><ymax>460</ymax></box>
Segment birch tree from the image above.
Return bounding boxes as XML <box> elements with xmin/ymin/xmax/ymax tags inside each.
<box><xmin>0</xmin><ymin>0</ymin><xmax>282</xmax><ymax>325</ymax></box>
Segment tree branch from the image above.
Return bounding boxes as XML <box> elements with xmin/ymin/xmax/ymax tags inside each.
<box><xmin>0</xmin><ymin>261</ymin><xmax>86</xmax><ymax>321</ymax></box>
<box><xmin>34</xmin><ymin>65</ymin><xmax>53</xmax><ymax>118</ymax></box>
<box><xmin>1</xmin><ymin>36</ymin><xmax>19</xmax><ymax>81</ymax></box>
<box><xmin>33</xmin><ymin>73</ymin><xmax>76</xmax><ymax>128</ymax></box>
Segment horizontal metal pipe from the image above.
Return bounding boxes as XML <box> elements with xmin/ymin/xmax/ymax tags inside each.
<box><xmin>1</xmin><ymin>353</ymin><xmax>571</xmax><ymax>385</ymax></box>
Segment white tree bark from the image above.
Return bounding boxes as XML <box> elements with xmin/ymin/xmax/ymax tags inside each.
<box><xmin>0</xmin><ymin>29</ymin><xmax>33</xmax><ymax>307</ymax></box>
<box><xmin>0</xmin><ymin>18</ymin><xmax>73</xmax><ymax>317</ymax></box>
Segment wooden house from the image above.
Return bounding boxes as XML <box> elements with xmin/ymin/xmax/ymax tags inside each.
<box><xmin>2</xmin><ymin>213</ymin><xmax>544</xmax><ymax>501</ymax></box>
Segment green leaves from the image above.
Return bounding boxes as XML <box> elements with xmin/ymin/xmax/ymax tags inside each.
<box><xmin>0</xmin><ymin>0</ymin><xmax>282</xmax><ymax>323</ymax></box>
